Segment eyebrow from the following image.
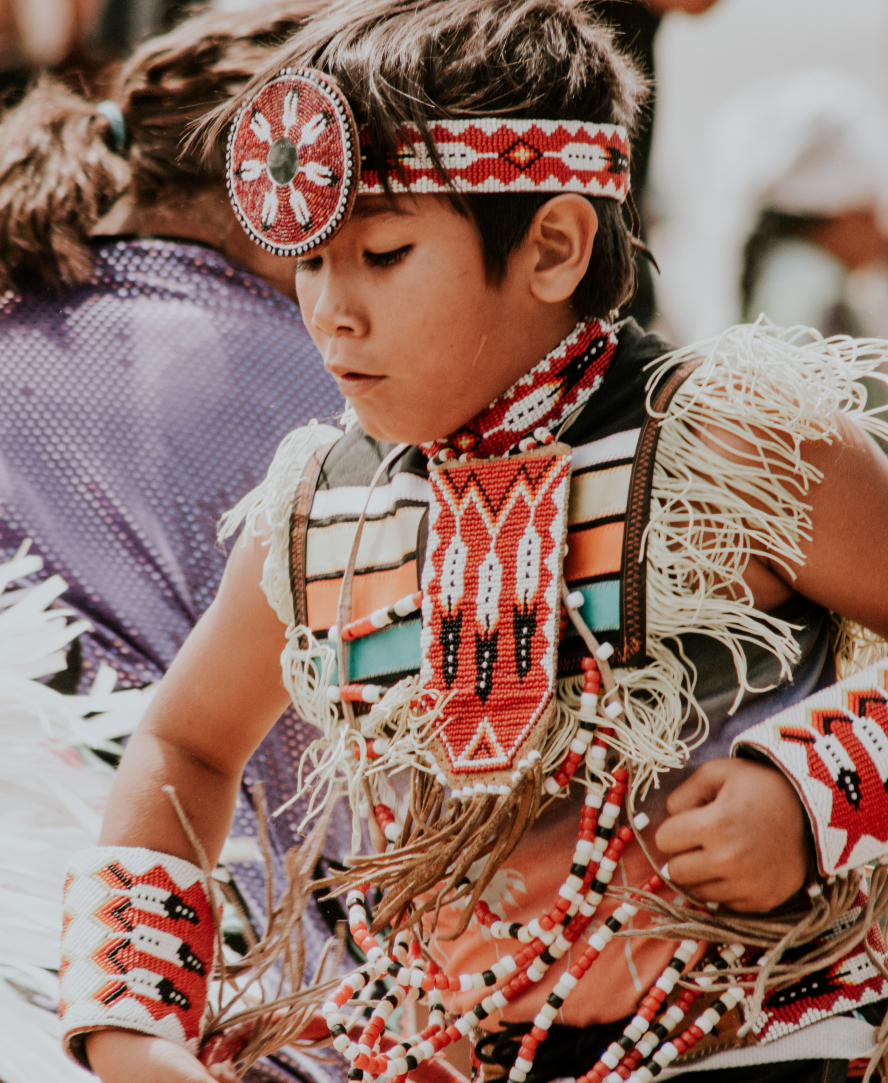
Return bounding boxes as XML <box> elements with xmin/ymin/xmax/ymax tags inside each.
<box><xmin>350</xmin><ymin>201</ymin><xmax>414</xmax><ymax>221</ymax></box>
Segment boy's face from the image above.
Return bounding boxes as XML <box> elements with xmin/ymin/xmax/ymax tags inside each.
<box><xmin>295</xmin><ymin>194</ymin><xmax>576</xmax><ymax>444</ymax></box>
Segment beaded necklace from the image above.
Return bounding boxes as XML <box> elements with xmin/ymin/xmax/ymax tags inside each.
<box><xmin>317</xmin><ymin>329</ymin><xmax>750</xmax><ymax>1082</ymax></box>
<box><xmin>421</xmin><ymin>318</ymin><xmax>617</xmax><ymax>465</ymax></box>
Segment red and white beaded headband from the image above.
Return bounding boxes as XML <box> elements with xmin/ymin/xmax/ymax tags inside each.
<box><xmin>227</xmin><ymin>68</ymin><xmax>631</xmax><ymax>257</ymax></box>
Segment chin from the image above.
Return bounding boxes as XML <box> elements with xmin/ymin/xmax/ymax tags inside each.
<box><xmin>351</xmin><ymin>405</ymin><xmax>445</xmax><ymax>446</ymax></box>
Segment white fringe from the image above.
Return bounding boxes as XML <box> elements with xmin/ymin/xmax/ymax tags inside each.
<box><xmin>245</xmin><ymin>323</ymin><xmax>888</xmax><ymax>825</ymax></box>
<box><xmin>217</xmin><ymin>421</ymin><xmax>344</xmax><ymax>628</ymax></box>
<box><xmin>0</xmin><ymin>548</ymin><xmax>158</xmax><ymax>1083</ymax></box>
<box><xmin>614</xmin><ymin>320</ymin><xmax>888</xmax><ymax>793</ymax></box>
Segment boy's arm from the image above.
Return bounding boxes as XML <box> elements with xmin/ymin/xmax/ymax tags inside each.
<box><xmin>64</xmin><ymin>530</ymin><xmax>293</xmax><ymax>1080</ymax></box>
<box><xmin>731</xmin><ymin>413</ymin><xmax>888</xmax><ymax>878</ymax></box>
<box><xmin>658</xmin><ymin>415</ymin><xmax>888</xmax><ymax>902</ymax></box>
<box><xmin>97</xmin><ymin>528</ymin><xmax>291</xmax><ymax>864</ymax></box>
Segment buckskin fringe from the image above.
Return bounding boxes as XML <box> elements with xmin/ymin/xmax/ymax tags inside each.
<box><xmin>316</xmin><ymin>759</ymin><xmax>543</xmax><ymax>939</ymax></box>
<box><xmin>616</xmin><ymin>321</ymin><xmax>888</xmax><ymax>796</ymax></box>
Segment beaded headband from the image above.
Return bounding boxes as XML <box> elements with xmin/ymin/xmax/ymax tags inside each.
<box><xmin>226</xmin><ymin>68</ymin><xmax>631</xmax><ymax>256</ymax></box>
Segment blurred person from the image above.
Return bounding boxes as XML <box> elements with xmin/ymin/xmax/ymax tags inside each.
<box><xmin>0</xmin><ymin>5</ymin><xmax>353</xmax><ymax>1083</ymax></box>
<box><xmin>0</xmin><ymin>0</ymin><xmax>103</xmax><ymax>71</ymax></box>
<box><xmin>727</xmin><ymin>73</ymin><xmax>888</xmax><ymax>337</ymax></box>
<box><xmin>684</xmin><ymin>70</ymin><xmax>888</xmax><ymax>343</ymax></box>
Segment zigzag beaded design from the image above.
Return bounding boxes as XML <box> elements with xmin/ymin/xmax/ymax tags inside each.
<box><xmin>60</xmin><ymin>847</ymin><xmax>214</xmax><ymax>1065</ymax></box>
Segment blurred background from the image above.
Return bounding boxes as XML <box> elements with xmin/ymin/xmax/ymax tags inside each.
<box><xmin>0</xmin><ymin>0</ymin><xmax>886</xmax><ymax>349</ymax></box>
<box><xmin>648</xmin><ymin>0</ymin><xmax>888</xmax><ymax>344</ymax></box>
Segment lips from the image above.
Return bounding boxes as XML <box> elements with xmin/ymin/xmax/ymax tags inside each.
<box><xmin>333</xmin><ymin>371</ymin><xmax>386</xmax><ymax>397</ymax></box>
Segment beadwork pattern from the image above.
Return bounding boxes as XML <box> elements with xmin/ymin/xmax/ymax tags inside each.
<box><xmin>60</xmin><ymin>847</ymin><xmax>215</xmax><ymax>1064</ymax></box>
<box><xmin>227</xmin><ymin>69</ymin><xmax>359</xmax><ymax>255</ymax></box>
<box><xmin>227</xmin><ymin>68</ymin><xmax>630</xmax><ymax>256</ymax></box>
<box><xmin>732</xmin><ymin>658</ymin><xmax>888</xmax><ymax>876</ymax></box>
<box><xmin>422</xmin><ymin>319</ymin><xmax>617</xmax><ymax>463</ymax></box>
<box><xmin>359</xmin><ymin>119</ymin><xmax>630</xmax><ymax>200</ymax></box>
<box><xmin>420</xmin><ymin>448</ymin><xmax>571</xmax><ymax>782</ymax></box>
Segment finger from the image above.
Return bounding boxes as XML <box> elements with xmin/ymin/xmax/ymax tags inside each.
<box><xmin>665</xmin><ymin>759</ymin><xmax>730</xmax><ymax>816</ymax></box>
<box><xmin>208</xmin><ymin>1062</ymin><xmax>242</xmax><ymax>1083</ymax></box>
<box><xmin>662</xmin><ymin>848</ymin><xmax>718</xmax><ymax>888</ymax></box>
<box><xmin>654</xmin><ymin>804</ymin><xmax>715</xmax><ymax>855</ymax></box>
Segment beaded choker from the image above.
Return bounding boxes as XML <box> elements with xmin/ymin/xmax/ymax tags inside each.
<box><xmin>421</xmin><ymin>317</ymin><xmax>617</xmax><ymax>464</ymax></box>
<box><xmin>227</xmin><ymin>68</ymin><xmax>631</xmax><ymax>255</ymax></box>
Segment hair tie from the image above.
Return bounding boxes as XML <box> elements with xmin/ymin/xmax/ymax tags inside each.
<box><xmin>96</xmin><ymin>100</ymin><xmax>128</xmax><ymax>153</ymax></box>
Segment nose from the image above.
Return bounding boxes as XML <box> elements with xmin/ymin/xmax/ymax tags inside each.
<box><xmin>308</xmin><ymin>269</ymin><xmax>369</xmax><ymax>341</ymax></box>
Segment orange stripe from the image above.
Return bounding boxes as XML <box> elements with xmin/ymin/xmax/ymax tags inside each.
<box><xmin>564</xmin><ymin>521</ymin><xmax>624</xmax><ymax>582</ymax></box>
<box><xmin>307</xmin><ymin>561</ymin><xmax>419</xmax><ymax>631</ymax></box>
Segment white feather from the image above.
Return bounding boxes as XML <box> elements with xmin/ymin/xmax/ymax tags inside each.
<box><xmin>0</xmin><ymin>549</ymin><xmax>155</xmax><ymax>1076</ymax></box>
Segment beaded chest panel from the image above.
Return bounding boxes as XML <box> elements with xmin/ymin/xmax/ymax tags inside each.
<box><xmin>420</xmin><ymin>446</ymin><xmax>572</xmax><ymax>785</ymax></box>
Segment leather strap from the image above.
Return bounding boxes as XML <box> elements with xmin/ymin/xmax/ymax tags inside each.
<box><xmin>288</xmin><ymin>440</ymin><xmax>340</xmax><ymax>628</ymax></box>
<box><xmin>618</xmin><ymin>359</ymin><xmax>702</xmax><ymax>667</ymax></box>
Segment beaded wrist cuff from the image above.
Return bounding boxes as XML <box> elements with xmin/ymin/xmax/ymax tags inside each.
<box><xmin>731</xmin><ymin>658</ymin><xmax>888</xmax><ymax>878</ymax></box>
<box><xmin>60</xmin><ymin>847</ymin><xmax>215</xmax><ymax>1067</ymax></box>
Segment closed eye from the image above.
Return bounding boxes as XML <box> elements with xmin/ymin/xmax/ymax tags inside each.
<box><xmin>295</xmin><ymin>255</ymin><xmax>322</xmax><ymax>274</ymax></box>
<box><xmin>364</xmin><ymin>245</ymin><xmax>412</xmax><ymax>268</ymax></box>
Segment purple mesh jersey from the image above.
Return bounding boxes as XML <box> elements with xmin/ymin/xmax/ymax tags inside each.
<box><xmin>0</xmin><ymin>238</ymin><xmax>351</xmax><ymax>1082</ymax></box>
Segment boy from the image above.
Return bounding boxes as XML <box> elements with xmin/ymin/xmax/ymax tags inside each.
<box><xmin>60</xmin><ymin>3</ymin><xmax>888</xmax><ymax>1082</ymax></box>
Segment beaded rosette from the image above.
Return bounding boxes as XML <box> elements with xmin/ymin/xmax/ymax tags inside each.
<box><xmin>227</xmin><ymin>69</ymin><xmax>359</xmax><ymax>255</ymax></box>
<box><xmin>226</xmin><ymin>70</ymin><xmax>629</xmax><ymax>256</ymax></box>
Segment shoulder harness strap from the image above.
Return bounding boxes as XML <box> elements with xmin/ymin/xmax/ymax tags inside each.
<box><xmin>288</xmin><ymin>440</ymin><xmax>341</xmax><ymax>628</ymax></box>
<box><xmin>619</xmin><ymin>359</ymin><xmax>702</xmax><ymax>667</ymax></box>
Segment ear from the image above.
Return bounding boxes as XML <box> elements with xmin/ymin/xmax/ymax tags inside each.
<box><xmin>525</xmin><ymin>194</ymin><xmax>598</xmax><ymax>305</ymax></box>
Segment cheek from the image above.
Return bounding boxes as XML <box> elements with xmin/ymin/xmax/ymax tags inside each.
<box><xmin>295</xmin><ymin>277</ymin><xmax>323</xmax><ymax>344</ymax></box>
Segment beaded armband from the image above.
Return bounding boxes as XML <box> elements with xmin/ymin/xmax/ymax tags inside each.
<box><xmin>60</xmin><ymin>847</ymin><xmax>215</xmax><ymax>1067</ymax></box>
<box><xmin>731</xmin><ymin>658</ymin><xmax>888</xmax><ymax>878</ymax></box>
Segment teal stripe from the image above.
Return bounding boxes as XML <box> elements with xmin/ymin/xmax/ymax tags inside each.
<box><xmin>565</xmin><ymin>579</ymin><xmax>621</xmax><ymax>634</ymax></box>
<box><xmin>343</xmin><ymin>581</ymin><xmax>620</xmax><ymax>682</ymax></box>
<box><xmin>347</xmin><ymin>617</ymin><xmax>422</xmax><ymax>681</ymax></box>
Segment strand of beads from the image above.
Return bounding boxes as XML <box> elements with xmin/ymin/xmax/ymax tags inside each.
<box><xmin>330</xmin><ymin>591</ymin><xmax>424</xmax><ymax>644</ymax></box>
<box><xmin>576</xmin><ymin>941</ymin><xmax>698</xmax><ymax>1083</ymax></box>
<box><xmin>626</xmin><ymin>986</ymin><xmax>746</xmax><ymax>1083</ymax></box>
<box><xmin>325</xmin><ymin>761</ymin><xmax>640</xmax><ymax>1082</ymax></box>
<box><xmin>517</xmin><ymin>428</ymin><xmax>557</xmax><ymax>453</ymax></box>
<box><xmin>593</xmin><ymin>942</ymin><xmax>747</xmax><ymax>1083</ymax></box>
<box><xmin>328</xmin><ymin>683</ymin><xmax>387</xmax><ymax>704</ymax></box>
<box><xmin>373</xmin><ymin>803</ymin><xmax>400</xmax><ymax>844</ymax></box>
<box><xmin>604</xmin><ymin>987</ymin><xmax>701</xmax><ymax>1082</ymax></box>
<box><xmin>507</xmin><ymin>869</ymin><xmax>666</xmax><ymax>1083</ymax></box>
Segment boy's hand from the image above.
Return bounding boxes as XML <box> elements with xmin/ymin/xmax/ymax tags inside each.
<box><xmin>86</xmin><ymin>1030</ymin><xmax>238</xmax><ymax>1083</ymax></box>
<box><xmin>654</xmin><ymin>758</ymin><xmax>809</xmax><ymax>912</ymax></box>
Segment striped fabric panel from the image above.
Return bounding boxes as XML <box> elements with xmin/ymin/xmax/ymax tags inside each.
<box><xmin>564</xmin><ymin>521</ymin><xmax>623</xmax><ymax>582</ymax></box>
<box><xmin>570</xmin><ymin>427</ymin><xmax>639</xmax><ymax>471</ymax></box>
<box><xmin>303</xmin><ymin>429</ymin><xmax>640</xmax><ymax>674</ymax></box>
<box><xmin>568</xmin><ymin>463</ymin><xmax>632</xmax><ymax>527</ymax></box>
<box><xmin>306</xmin><ymin>506</ymin><xmax>426</xmax><ymax>580</ymax></box>
<box><xmin>306</xmin><ymin>561</ymin><xmax>418</xmax><ymax>632</ymax></box>
<box><xmin>310</xmin><ymin>471</ymin><xmax>430</xmax><ymax>522</ymax></box>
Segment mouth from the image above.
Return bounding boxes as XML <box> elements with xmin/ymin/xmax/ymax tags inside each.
<box><xmin>331</xmin><ymin>371</ymin><xmax>386</xmax><ymax>397</ymax></box>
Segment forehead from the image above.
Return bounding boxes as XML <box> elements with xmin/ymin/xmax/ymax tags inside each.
<box><xmin>350</xmin><ymin>193</ymin><xmax>438</xmax><ymax>221</ymax></box>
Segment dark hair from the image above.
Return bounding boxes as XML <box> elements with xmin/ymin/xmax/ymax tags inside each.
<box><xmin>213</xmin><ymin>0</ymin><xmax>648</xmax><ymax>318</ymax></box>
<box><xmin>0</xmin><ymin>1</ymin><xmax>326</xmax><ymax>292</ymax></box>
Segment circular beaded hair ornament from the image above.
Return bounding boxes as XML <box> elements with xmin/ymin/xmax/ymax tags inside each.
<box><xmin>226</xmin><ymin>68</ymin><xmax>359</xmax><ymax>255</ymax></box>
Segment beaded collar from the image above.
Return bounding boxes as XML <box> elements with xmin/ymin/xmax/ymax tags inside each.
<box><xmin>421</xmin><ymin>316</ymin><xmax>618</xmax><ymax>464</ymax></box>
